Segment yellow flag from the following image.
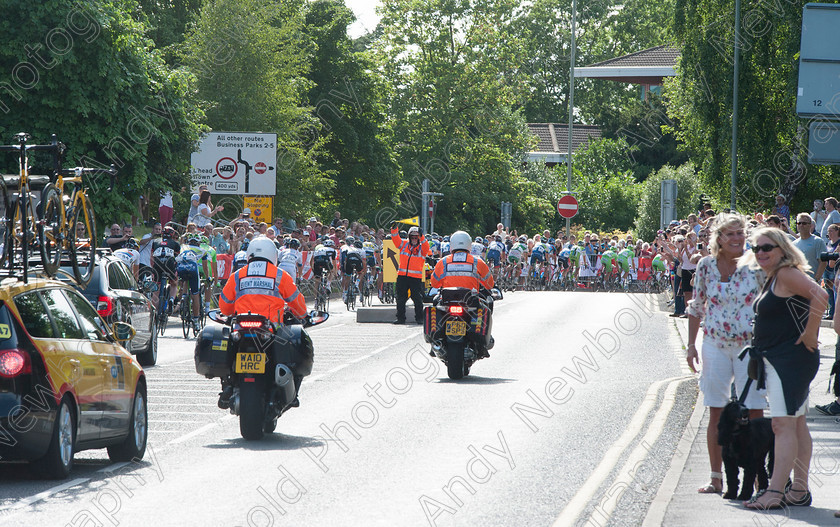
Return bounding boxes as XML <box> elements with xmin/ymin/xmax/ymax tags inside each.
<box><xmin>397</xmin><ymin>216</ymin><xmax>419</xmax><ymax>226</ymax></box>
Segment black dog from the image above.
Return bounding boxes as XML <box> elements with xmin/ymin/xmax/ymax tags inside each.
<box><xmin>717</xmin><ymin>399</ymin><xmax>775</xmax><ymax>500</ymax></box>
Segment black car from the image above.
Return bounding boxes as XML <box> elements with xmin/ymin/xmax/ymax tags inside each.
<box><xmin>61</xmin><ymin>255</ymin><xmax>157</xmax><ymax>366</ymax></box>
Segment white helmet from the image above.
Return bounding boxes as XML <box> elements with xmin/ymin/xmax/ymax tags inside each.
<box><xmin>246</xmin><ymin>236</ymin><xmax>278</xmax><ymax>266</ymax></box>
<box><xmin>450</xmin><ymin>231</ymin><xmax>471</xmax><ymax>252</ymax></box>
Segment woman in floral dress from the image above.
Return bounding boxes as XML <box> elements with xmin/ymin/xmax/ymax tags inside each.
<box><xmin>686</xmin><ymin>214</ymin><xmax>766</xmax><ymax>494</ymax></box>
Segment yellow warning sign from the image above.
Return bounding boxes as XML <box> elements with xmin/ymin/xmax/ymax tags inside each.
<box><xmin>243</xmin><ymin>196</ymin><xmax>273</xmax><ymax>224</ymax></box>
<box><xmin>382</xmin><ymin>239</ymin><xmax>399</xmax><ymax>283</ymax></box>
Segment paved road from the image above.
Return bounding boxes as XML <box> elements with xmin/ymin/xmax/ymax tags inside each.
<box><xmin>0</xmin><ymin>292</ymin><xmax>697</xmax><ymax>527</ymax></box>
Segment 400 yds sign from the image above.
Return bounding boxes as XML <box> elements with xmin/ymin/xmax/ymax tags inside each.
<box><xmin>191</xmin><ymin>132</ymin><xmax>277</xmax><ymax>195</ymax></box>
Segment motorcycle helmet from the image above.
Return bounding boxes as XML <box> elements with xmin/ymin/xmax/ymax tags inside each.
<box><xmin>450</xmin><ymin>231</ymin><xmax>471</xmax><ymax>252</ymax></box>
<box><xmin>124</xmin><ymin>238</ymin><xmax>139</xmax><ymax>250</ymax></box>
<box><xmin>246</xmin><ymin>236</ymin><xmax>278</xmax><ymax>266</ymax></box>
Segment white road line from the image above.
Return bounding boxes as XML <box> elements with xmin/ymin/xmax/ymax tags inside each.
<box><xmin>580</xmin><ymin>376</ymin><xmax>690</xmax><ymax>526</ymax></box>
<box><xmin>0</xmin><ymin>478</ymin><xmax>89</xmax><ymax>512</ymax></box>
<box><xmin>312</xmin><ymin>323</ymin><xmax>346</xmax><ymax>331</ymax></box>
<box><xmin>552</xmin><ymin>375</ymin><xmax>687</xmax><ymax>527</ymax></box>
<box><xmin>97</xmin><ymin>462</ymin><xmax>129</xmax><ymax>473</ymax></box>
<box><xmin>168</xmin><ymin>423</ymin><xmax>217</xmax><ymax>444</ymax></box>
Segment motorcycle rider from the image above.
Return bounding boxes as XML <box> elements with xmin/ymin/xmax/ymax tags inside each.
<box><xmin>218</xmin><ymin>236</ymin><xmax>308</xmax><ymax>407</ymax></box>
<box><xmin>430</xmin><ymin>230</ymin><xmax>496</xmax><ymax>355</ymax></box>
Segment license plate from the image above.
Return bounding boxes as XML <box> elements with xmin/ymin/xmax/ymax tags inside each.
<box><xmin>445</xmin><ymin>320</ymin><xmax>467</xmax><ymax>336</ymax></box>
<box><xmin>235</xmin><ymin>352</ymin><xmax>266</xmax><ymax>374</ymax></box>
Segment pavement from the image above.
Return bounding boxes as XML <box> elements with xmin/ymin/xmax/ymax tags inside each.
<box><xmin>644</xmin><ymin>311</ymin><xmax>840</xmax><ymax>526</ymax></box>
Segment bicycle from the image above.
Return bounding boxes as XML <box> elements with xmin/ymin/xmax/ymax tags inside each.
<box><xmin>381</xmin><ymin>282</ymin><xmax>395</xmax><ymax>304</ymax></box>
<box><xmin>361</xmin><ymin>268</ymin><xmax>375</xmax><ymax>306</ymax></box>
<box><xmin>345</xmin><ymin>275</ymin><xmax>359</xmax><ymax>311</ymax></box>
<box><xmin>156</xmin><ymin>274</ymin><xmax>173</xmax><ymax>336</ymax></box>
<box><xmin>315</xmin><ymin>272</ymin><xmax>331</xmax><ymax>313</ymax></box>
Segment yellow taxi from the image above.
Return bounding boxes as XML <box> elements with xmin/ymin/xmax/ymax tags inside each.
<box><xmin>0</xmin><ymin>278</ymin><xmax>147</xmax><ymax>478</ymax></box>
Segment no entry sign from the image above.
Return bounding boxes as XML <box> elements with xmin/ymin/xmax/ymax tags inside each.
<box><xmin>557</xmin><ymin>195</ymin><xmax>579</xmax><ymax>219</ymax></box>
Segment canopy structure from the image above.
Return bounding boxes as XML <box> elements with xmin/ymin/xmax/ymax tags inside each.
<box><xmin>525</xmin><ymin>123</ymin><xmax>601</xmax><ymax>166</ymax></box>
<box><xmin>574</xmin><ymin>45</ymin><xmax>679</xmax><ymax>98</ymax></box>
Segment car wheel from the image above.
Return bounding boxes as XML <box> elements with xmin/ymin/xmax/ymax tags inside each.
<box><xmin>136</xmin><ymin>318</ymin><xmax>158</xmax><ymax>366</ymax></box>
<box><xmin>107</xmin><ymin>385</ymin><xmax>148</xmax><ymax>462</ymax></box>
<box><xmin>34</xmin><ymin>396</ymin><xmax>76</xmax><ymax>479</ymax></box>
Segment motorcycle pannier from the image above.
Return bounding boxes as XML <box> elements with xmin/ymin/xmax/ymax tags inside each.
<box><xmin>195</xmin><ymin>325</ymin><xmax>233</xmax><ymax>378</ymax></box>
<box><xmin>271</xmin><ymin>325</ymin><xmax>314</xmax><ymax>377</ymax></box>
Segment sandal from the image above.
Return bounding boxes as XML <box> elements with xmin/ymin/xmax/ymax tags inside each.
<box><xmin>697</xmin><ymin>472</ymin><xmax>722</xmax><ymax>494</ymax></box>
<box><xmin>783</xmin><ymin>487</ymin><xmax>812</xmax><ymax>507</ymax></box>
<box><xmin>744</xmin><ymin>489</ymin><xmax>784</xmax><ymax>510</ymax></box>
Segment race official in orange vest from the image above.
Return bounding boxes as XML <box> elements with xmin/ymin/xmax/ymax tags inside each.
<box><xmin>431</xmin><ymin>231</ymin><xmax>495</xmax><ymax>291</ymax></box>
<box><xmin>391</xmin><ymin>224</ymin><xmax>430</xmax><ymax>324</ymax></box>
<box><xmin>220</xmin><ymin>236</ymin><xmax>307</xmax><ymax>323</ymax></box>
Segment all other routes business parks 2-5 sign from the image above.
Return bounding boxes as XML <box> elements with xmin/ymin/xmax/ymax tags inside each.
<box><xmin>191</xmin><ymin>132</ymin><xmax>277</xmax><ymax>195</ymax></box>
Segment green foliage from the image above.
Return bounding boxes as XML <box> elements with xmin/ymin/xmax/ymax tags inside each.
<box><xmin>634</xmin><ymin>162</ymin><xmax>704</xmax><ymax>240</ymax></box>
<box><xmin>134</xmin><ymin>0</ymin><xmax>203</xmax><ymax>64</ymax></box>
<box><xmin>182</xmin><ymin>0</ymin><xmax>334</xmax><ymax>221</ymax></box>
<box><xmin>303</xmin><ymin>0</ymin><xmax>402</xmax><ymax>224</ymax></box>
<box><xmin>0</xmin><ymin>0</ymin><xmax>205</xmax><ymax>226</ymax></box>
<box><xmin>378</xmin><ymin>0</ymin><xmax>546</xmax><ymax>234</ymax></box>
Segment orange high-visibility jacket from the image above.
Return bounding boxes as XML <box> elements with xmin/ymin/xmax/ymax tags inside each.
<box><xmin>390</xmin><ymin>227</ymin><xmax>430</xmax><ymax>279</ymax></box>
<box><xmin>431</xmin><ymin>251</ymin><xmax>494</xmax><ymax>290</ymax></box>
<box><xmin>220</xmin><ymin>260</ymin><xmax>307</xmax><ymax>322</ymax></box>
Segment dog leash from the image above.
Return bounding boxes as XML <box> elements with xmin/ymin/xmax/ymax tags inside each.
<box><xmin>738</xmin><ymin>378</ymin><xmax>753</xmax><ymax>405</ymax></box>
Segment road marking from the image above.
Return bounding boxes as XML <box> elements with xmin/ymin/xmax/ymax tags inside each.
<box><xmin>0</xmin><ymin>478</ymin><xmax>89</xmax><ymax>512</ymax></box>
<box><xmin>552</xmin><ymin>375</ymin><xmax>689</xmax><ymax>527</ymax></box>
<box><xmin>168</xmin><ymin>423</ymin><xmax>218</xmax><ymax>444</ymax></box>
<box><xmin>305</xmin><ymin>333</ymin><xmax>418</xmax><ymax>384</ymax></box>
<box><xmin>311</xmin><ymin>323</ymin><xmax>346</xmax><ymax>331</ymax></box>
<box><xmin>97</xmin><ymin>462</ymin><xmax>129</xmax><ymax>473</ymax></box>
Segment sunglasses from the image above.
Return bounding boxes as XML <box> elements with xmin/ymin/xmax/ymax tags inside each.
<box><xmin>751</xmin><ymin>243</ymin><xmax>778</xmax><ymax>254</ymax></box>
<box><xmin>796</xmin><ymin>222</ymin><xmax>811</xmax><ymax>225</ymax></box>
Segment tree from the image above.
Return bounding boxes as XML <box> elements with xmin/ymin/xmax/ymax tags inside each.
<box><xmin>377</xmin><ymin>0</ymin><xmax>549</xmax><ymax>234</ymax></box>
<box><xmin>303</xmin><ymin>0</ymin><xmax>402</xmax><ymax>223</ymax></box>
<box><xmin>0</xmin><ymin>0</ymin><xmax>205</xmax><ymax>226</ymax></box>
<box><xmin>182</xmin><ymin>0</ymin><xmax>333</xmax><ymax>221</ymax></box>
<box><xmin>134</xmin><ymin>0</ymin><xmax>203</xmax><ymax>64</ymax></box>
<box><xmin>634</xmin><ymin>162</ymin><xmax>703</xmax><ymax>240</ymax></box>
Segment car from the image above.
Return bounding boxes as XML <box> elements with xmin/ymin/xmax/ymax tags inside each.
<box><xmin>60</xmin><ymin>255</ymin><xmax>157</xmax><ymax>366</ymax></box>
<box><xmin>0</xmin><ymin>278</ymin><xmax>147</xmax><ymax>478</ymax></box>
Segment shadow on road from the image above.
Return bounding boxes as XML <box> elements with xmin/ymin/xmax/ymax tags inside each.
<box><xmin>436</xmin><ymin>376</ymin><xmax>515</xmax><ymax>385</ymax></box>
<box><xmin>203</xmin><ymin>433</ymin><xmax>324</xmax><ymax>451</ymax></box>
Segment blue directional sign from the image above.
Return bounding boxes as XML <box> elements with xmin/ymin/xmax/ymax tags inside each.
<box><xmin>796</xmin><ymin>4</ymin><xmax>840</xmax><ymax>118</ymax></box>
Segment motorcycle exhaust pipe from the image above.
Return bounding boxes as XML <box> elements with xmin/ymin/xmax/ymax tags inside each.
<box><xmin>275</xmin><ymin>364</ymin><xmax>296</xmax><ymax>407</ymax></box>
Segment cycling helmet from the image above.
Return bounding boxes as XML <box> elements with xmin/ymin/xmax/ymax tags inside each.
<box><xmin>353</xmin><ymin>240</ymin><xmax>363</xmax><ymax>249</ymax></box>
<box><xmin>288</xmin><ymin>238</ymin><xmax>301</xmax><ymax>250</ymax></box>
<box><xmin>518</xmin><ymin>235</ymin><xmax>526</xmax><ymax>242</ymax></box>
<box><xmin>450</xmin><ymin>231</ymin><xmax>471</xmax><ymax>252</ymax></box>
<box><xmin>443</xmin><ymin>236</ymin><xmax>450</xmax><ymax>242</ymax></box>
<box><xmin>482</xmin><ymin>238</ymin><xmax>489</xmax><ymax>246</ymax></box>
<box><xmin>124</xmin><ymin>238</ymin><xmax>139</xmax><ymax>250</ymax></box>
<box><xmin>186</xmin><ymin>236</ymin><xmax>201</xmax><ymax>247</ymax></box>
<box><xmin>324</xmin><ymin>239</ymin><xmax>335</xmax><ymax>248</ymax></box>
<box><xmin>162</xmin><ymin>226</ymin><xmax>177</xmax><ymax>239</ymax></box>
<box><xmin>408</xmin><ymin>226</ymin><xmax>420</xmax><ymax>236</ymax></box>
<box><xmin>474</xmin><ymin>236</ymin><xmax>482</xmax><ymax>243</ymax></box>
<box><xmin>246</xmin><ymin>236</ymin><xmax>278</xmax><ymax>266</ymax></box>
<box><xmin>345</xmin><ymin>235</ymin><xmax>355</xmax><ymax>244</ymax></box>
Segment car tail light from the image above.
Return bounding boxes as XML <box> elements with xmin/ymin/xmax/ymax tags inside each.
<box><xmin>448</xmin><ymin>305</ymin><xmax>464</xmax><ymax>315</ymax></box>
<box><xmin>238</xmin><ymin>319</ymin><xmax>264</xmax><ymax>329</ymax></box>
<box><xmin>0</xmin><ymin>349</ymin><xmax>30</xmax><ymax>378</ymax></box>
<box><xmin>97</xmin><ymin>295</ymin><xmax>114</xmax><ymax>317</ymax></box>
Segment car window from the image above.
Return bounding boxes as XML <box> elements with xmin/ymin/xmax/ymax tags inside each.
<box><xmin>65</xmin><ymin>289</ymin><xmax>109</xmax><ymax>341</ymax></box>
<box><xmin>14</xmin><ymin>292</ymin><xmax>55</xmax><ymax>338</ymax></box>
<box><xmin>40</xmin><ymin>289</ymin><xmax>85</xmax><ymax>340</ymax></box>
<box><xmin>116</xmin><ymin>261</ymin><xmax>137</xmax><ymax>290</ymax></box>
<box><xmin>107</xmin><ymin>262</ymin><xmax>127</xmax><ymax>290</ymax></box>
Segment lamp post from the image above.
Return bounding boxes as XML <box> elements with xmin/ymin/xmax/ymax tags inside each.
<box><xmin>730</xmin><ymin>0</ymin><xmax>741</xmax><ymax>210</ymax></box>
<box><xmin>566</xmin><ymin>0</ymin><xmax>577</xmax><ymax>238</ymax></box>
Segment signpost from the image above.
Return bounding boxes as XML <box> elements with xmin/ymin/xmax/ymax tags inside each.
<box><xmin>243</xmin><ymin>196</ymin><xmax>273</xmax><ymax>224</ymax></box>
<box><xmin>556</xmin><ymin>195</ymin><xmax>579</xmax><ymax>219</ymax></box>
<box><xmin>191</xmin><ymin>132</ymin><xmax>277</xmax><ymax>195</ymax></box>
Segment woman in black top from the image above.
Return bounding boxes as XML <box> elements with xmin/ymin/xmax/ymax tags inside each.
<box><xmin>740</xmin><ymin>227</ymin><xmax>827</xmax><ymax>510</ymax></box>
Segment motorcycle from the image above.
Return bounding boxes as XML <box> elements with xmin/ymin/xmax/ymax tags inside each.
<box><xmin>195</xmin><ymin>308</ymin><xmax>328</xmax><ymax>440</ymax></box>
<box><xmin>423</xmin><ymin>287</ymin><xmax>502</xmax><ymax>379</ymax></box>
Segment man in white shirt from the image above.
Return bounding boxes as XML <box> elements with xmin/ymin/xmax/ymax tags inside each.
<box><xmin>821</xmin><ymin>197</ymin><xmax>840</xmax><ymax>240</ymax></box>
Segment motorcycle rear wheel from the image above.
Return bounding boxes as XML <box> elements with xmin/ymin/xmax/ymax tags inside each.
<box><xmin>239</xmin><ymin>376</ymin><xmax>267</xmax><ymax>440</ymax></box>
<box><xmin>446</xmin><ymin>341</ymin><xmax>466</xmax><ymax>380</ymax></box>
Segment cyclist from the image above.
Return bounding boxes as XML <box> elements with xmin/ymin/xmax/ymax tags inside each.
<box><xmin>232</xmin><ymin>239</ymin><xmax>250</xmax><ymax>274</ymax></box>
<box><xmin>363</xmin><ymin>236</ymin><xmax>380</xmax><ymax>285</ymax></box>
<box><xmin>176</xmin><ymin>235</ymin><xmax>209</xmax><ymax>329</ymax></box>
<box><xmin>278</xmin><ymin>238</ymin><xmax>303</xmax><ymax>283</ymax></box>
<box><xmin>200</xmin><ymin>236</ymin><xmax>218</xmax><ymax>311</ymax></box>
<box><xmin>600</xmin><ymin>243</ymin><xmax>619</xmax><ymax>287</ymax></box>
<box><xmin>312</xmin><ymin>238</ymin><xmax>337</xmax><ymax>287</ymax></box>
<box><xmin>219</xmin><ymin>236</ymin><xmax>308</xmax><ymax>408</ymax></box>
<box><xmin>114</xmin><ymin>238</ymin><xmax>141</xmax><ymax>280</ymax></box>
<box><xmin>508</xmin><ymin>235</ymin><xmax>528</xmax><ymax>287</ymax></box>
<box><xmin>530</xmin><ymin>234</ymin><xmax>549</xmax><ymax>284</ymax></box>
<box><xmin>555</xmin><ymin>239</ymin><xmax>570</xmax><ymax>284</ymax></box>
<box><xmin>151</xmin><ymin>226</ymin><xmax>181</xmax><ymax>312</ymax></box>
<box><xmin>341</xmin><ymin>238</ymin><xmax>367</xmax><ymax>303</ymax></box>
<box><xmin>486</xmin><ymin>235</ymin><xmax>506</xmax><ymax>281</ymax></box>
<box><xmin>616</xmin><ymin>241</ymin><xmax>636</xmax><ymax>287</ymax></box>
<box><xmin>470</xmin><ymin>237</ymin><xmax>484</xmax><ymax>259</ymax></box>
<box><xmin>440</xmin><ymin>235</ymin><xmax>451</xmax><ymax>257</ymax></box>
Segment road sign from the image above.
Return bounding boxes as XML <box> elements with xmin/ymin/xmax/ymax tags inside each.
<box><xmin>808</xmin><ymin>122</ymin><xmax>840</xmax><ymax>164</ymax></box>
<box><xmin>191</xmin><ymin>132</ymin><xmax>277</xmax><ymax>195</ymax></box>
<box><xmin>796</xmin><ymin>4</ymin><xmax>840</xmax><ymax>118</ymax></box>
<box><xmin>243</xmin><ymin>196</ymin><xmax>273</xmax><ymax>224</ymax></box>
<box><xmin>557</xmin><ymin>195</ymin><xmax>579</xmax><ymax>219</ymax></box>
<box><xmin>382</xmin><ymin>239</ymin><xmax>398</xmax><ymax>283</ymax></box>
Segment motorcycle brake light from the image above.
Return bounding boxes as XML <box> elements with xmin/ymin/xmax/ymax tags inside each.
<box><xmin>238</xmin><ymin>320</ymin><xmax>264</xmax><ymax>329</ymax></box>
<box><xmin>448</xmin><ymin>306</ymin><xmax>464</xmax><ymax>315</ymax></box>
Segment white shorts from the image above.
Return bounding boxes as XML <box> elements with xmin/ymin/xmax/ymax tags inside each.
<box><xmin>699</xmin><ymin>339</ymin><xmax>766</xmax><ymax>409</ymax></box>
<box><xmin>279</xmin><ymin>265</ymin><xmax>297</xmax><ymax>281</ymax></box>
<box><xmin>763</xmin><ymin>359</ymin><xmax>808</xmax><ymax>418</ymax></box>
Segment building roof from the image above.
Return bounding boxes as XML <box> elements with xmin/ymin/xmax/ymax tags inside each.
<box><xmin>575</xmin><ymin>45</ymin><xmax>680</xmax><ymax>85</ymax></box>
<box><xmin>526</xmin><ymin>123</ymin><xmax>601</xmax><ymax>164</ymax></box>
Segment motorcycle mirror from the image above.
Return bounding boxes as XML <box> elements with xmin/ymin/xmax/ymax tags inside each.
<box><xmin>306</xmin><ymin>310</ymin><xmax>329</xmax><ymax>327</ymax></box>
<box><xmin>491</xmin><ymin>288</ymin><xmax>503</xmax><ymax>301</ymax></box>
<box><xmin>207</xmin><ymin>309</ymin><xmax>225</xmax><ymax>324</ymax></box>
